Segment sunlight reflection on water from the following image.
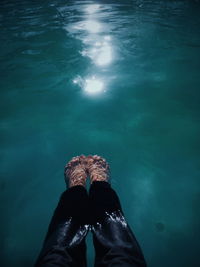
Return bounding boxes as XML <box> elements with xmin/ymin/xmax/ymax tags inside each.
<box><xmin>66</xmin><ymin>2</ymin><xmax>114</xmax><ymax>96</ymax></box>
<box><xmin>73</xmin><ymin>75</ymin><xmax>105</xmax><ymax>95</ymax></box>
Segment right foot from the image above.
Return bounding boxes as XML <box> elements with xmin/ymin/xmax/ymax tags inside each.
<box><xmin>87</xmin><ymin>155</ymin><xmax>110</xmax><ymax>183</ymax></box>
<box><xmin>64</xmin><ymin>155</ymin><xmax>88</xmax><ymax>188</ymax></box>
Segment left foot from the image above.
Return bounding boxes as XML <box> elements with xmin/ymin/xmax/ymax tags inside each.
<box><xmin>64</xmin><ymin>155</ymin><xmax>88</xmax><ymax>188</ymax></box>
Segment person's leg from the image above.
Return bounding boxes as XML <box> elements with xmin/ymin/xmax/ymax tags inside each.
<box><xmin>88</xmin><ymin>155</ymin><xmax>147</xmax><ymax>267</ymax></box>
<box><xmin>35</xmin><ymin>156</ymin><xmax>90</xmax><ymax>267</ymax></box>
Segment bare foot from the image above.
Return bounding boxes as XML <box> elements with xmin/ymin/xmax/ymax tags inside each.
<box><xmin>87</xmin><ymin>155</ymin><xmax>110</xmax><ymax>183</ymax></box>
<box><xmin>64</xmin><ymin>155</ymin><xmax>88</xmax><ymax>188</ymax></box>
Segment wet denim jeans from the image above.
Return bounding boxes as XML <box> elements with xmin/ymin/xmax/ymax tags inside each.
<box><xmin>35</xmin><ymin>182</ymin><xmax>147</xmax><ymax>267</ymax></box>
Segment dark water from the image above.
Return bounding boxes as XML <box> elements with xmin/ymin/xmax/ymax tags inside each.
<box><xmin>1</xmin><ymin>0</ymin><xmax>200</xmax><ymax>266</ymax></box>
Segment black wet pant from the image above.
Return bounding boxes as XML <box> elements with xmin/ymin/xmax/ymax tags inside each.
<box><xmin>35</xmin><ymin>182</ymin><xmax>147</xmax><ymax>267</ymax></box>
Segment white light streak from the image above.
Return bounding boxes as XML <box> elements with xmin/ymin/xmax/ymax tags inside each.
<box><xmin>85</xmin><ymin>4</ymin><xmax>100</xmax><ymax>14</ymax></box>
<box><xmin>84</xmin><ymin>76</ymin><xmax>104</xmax><ymax>94</ymax></box>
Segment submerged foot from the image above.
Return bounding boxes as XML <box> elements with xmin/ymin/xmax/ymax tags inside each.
<box><xmin>87</xmin><ymin>155</ymin><xmax>110</xmax><ymax>183</ymax></box>
<box><xmin>64</xmin><ymin>155</ymin><xmax>88</xmax><ymax>188</ymax></box>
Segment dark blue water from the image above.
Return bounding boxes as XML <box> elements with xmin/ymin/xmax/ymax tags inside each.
<box><xmin>1</xmin><ymin>0</ymin><xmax>200</xmax><ymax>266</ymax></box>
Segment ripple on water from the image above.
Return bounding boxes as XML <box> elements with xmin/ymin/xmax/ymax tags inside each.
<box><xmin>22</xmin><ymin>49</ymin><xmax>42</xmax><ymax>55</ymax></box>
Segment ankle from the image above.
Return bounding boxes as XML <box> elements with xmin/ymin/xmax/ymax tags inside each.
<box><xmin>69</xmin><ymin>180</ymin><xmax>86</xmax><ymax>188</ymax></box>
<box><xmin>91</xmin><ymin>175</ymin><xmax>108</xmax><ymax>183</ymax></box>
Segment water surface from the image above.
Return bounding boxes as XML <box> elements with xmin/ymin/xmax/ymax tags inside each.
<box><xmin>1</xmin><ymin>0</ymin><xmax>200</xmax><ymax>266</ymax></box>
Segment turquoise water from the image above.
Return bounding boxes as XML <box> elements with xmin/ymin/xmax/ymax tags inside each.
<box><xmin>1</xmin><ymin>0</ymin><xmax>200</xmax><ymax>266</ymax></box>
